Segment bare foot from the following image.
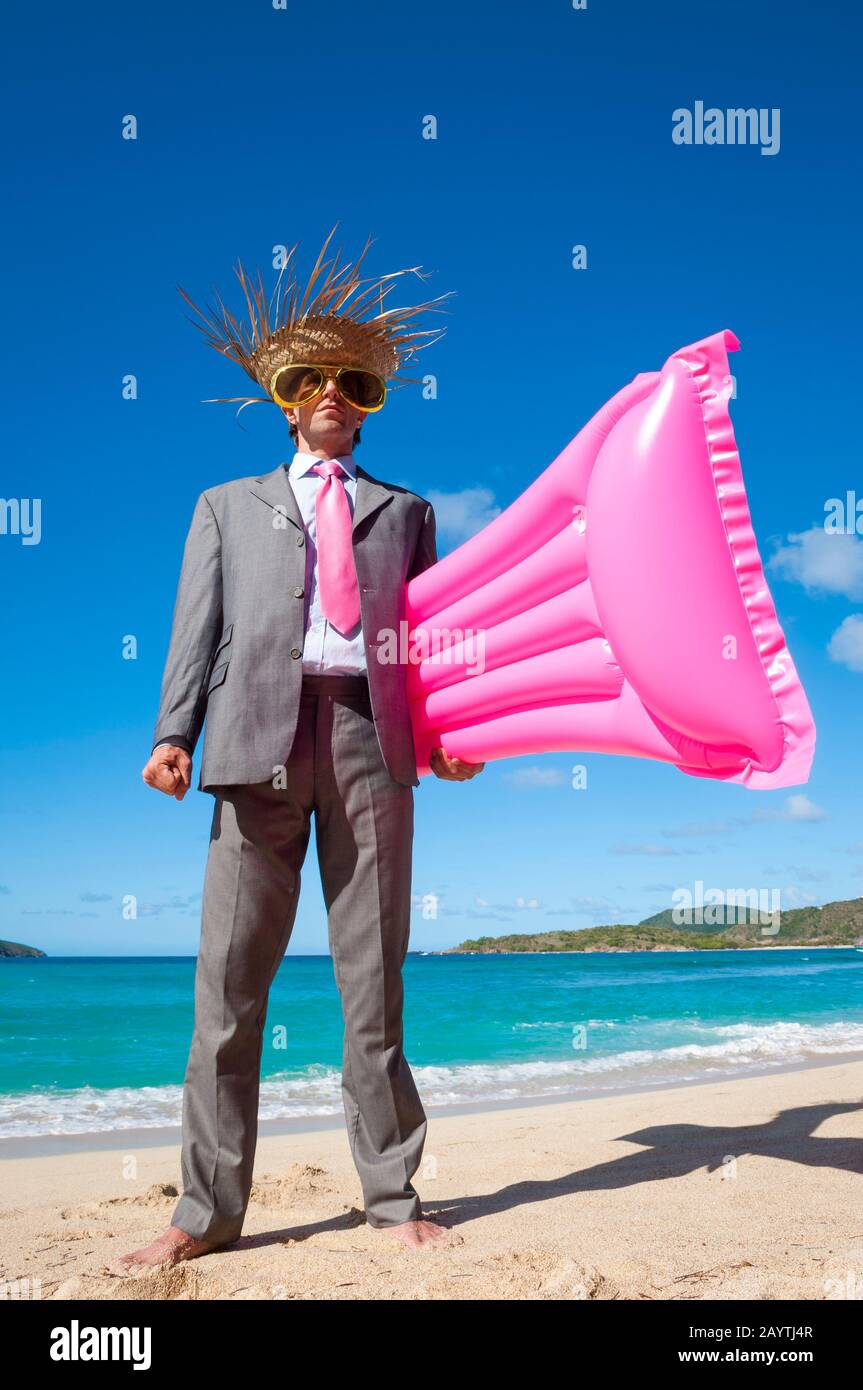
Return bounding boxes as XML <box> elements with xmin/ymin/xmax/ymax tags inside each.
<box><xmin>378</xmin><ymin>1218</ymin><xmax>452</xmax><ymax>1250</ymax></box>
<box><xmin>110</xmin><ymin>1225</ymin><xmax>218</xmax><ymax>1276</ymax></box>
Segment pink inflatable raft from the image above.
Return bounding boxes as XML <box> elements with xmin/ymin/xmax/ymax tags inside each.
<box><xmin>405</xmin><ymin>330</ymin><xmax>815</xmax><ymax>789</ymax></box>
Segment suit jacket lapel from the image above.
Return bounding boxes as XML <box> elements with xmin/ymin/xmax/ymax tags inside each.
<box><xmin>248</xmin><ymin>464</ymin><xmax>304</xmax><ymax>531</ymax></box>
<box><xmin>352</xmin><ymin>465</ymin><xmax>394</xmax><ymax>534</ymax></box>
<box><xmin>249</xmin><ymin>462</ymin><xmax>393</xmax><ymax>536</ymax></box>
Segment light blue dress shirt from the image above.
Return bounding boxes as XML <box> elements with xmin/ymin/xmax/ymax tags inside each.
<box><xmin>286</xmin><ymin>451</ymin><xmax>367</xmax><ymax>675</ymax></box>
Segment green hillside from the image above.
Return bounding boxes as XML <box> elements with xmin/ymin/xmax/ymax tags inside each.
<box><xmin>0</xmin><ymin>938</ymin><xmax>47</xmax><ymax>959</ymax></box>
<box><xmin>449</xmin><ymin>897</ymin><xmax>863</xmax><ymax>953</ymax></box>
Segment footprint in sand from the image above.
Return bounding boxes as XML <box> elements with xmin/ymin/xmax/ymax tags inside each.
<box><xmin>249</xmin><ymin>1164</ymin><xmax>335</xmax><ymax>1210</ymax></box>
<box><xmin>57</xmin><ymin>1184</ymin><xmax>181</xmax><ymax>1226</ymax></box>
<box><xmin>489</xmin><ymin>1248</ymin><xmax>616</xmax><ymax>1301</ymax></box>
<box><xmin>98</xmin><ymin>1262</ymin><xmax>222</xmax><ymax>1301</ymax></box>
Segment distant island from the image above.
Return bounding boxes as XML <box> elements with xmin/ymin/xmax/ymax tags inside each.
<box><xmin>448</xmin><ymin>896</ymin><xmax>863</xmax><ymax>953</ymax></box>
<box><xmin>0</xmin><ymin>938</ymin><xmax>46</xmax><ymax>959</ymax></box>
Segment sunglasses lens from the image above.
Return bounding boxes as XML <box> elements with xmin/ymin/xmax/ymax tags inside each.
<box><xmin>337</xmin><ymin>369</ymin><xmax>386</xmax><ymax>410</ymax></box>
<box><xmin>273</xmin><ymin>366</ymin><xmax>324</xmax><ymax>405</ymax></box>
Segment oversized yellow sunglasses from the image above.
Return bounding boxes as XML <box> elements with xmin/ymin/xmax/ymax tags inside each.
<box><xmin>270</xmin><ymin>363</ymin><xmax>387</xmax><ymax>413</ymax></box>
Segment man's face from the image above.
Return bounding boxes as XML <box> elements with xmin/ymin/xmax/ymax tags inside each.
<box><xmin>282</xmin><ymin>372</ymin><xmax>367</xmax><ymax>455</ymax></box>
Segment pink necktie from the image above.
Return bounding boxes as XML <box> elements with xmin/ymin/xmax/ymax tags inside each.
<box><xmin>311</xmin><ymin>461</ymin><xmax>361</xmax><ymax>633</ymax></box>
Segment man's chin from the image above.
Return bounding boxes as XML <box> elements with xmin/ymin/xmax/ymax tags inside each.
<box><xmin>313</xmin><ymin>425</ymin><xmax>353</xmax><ymax>451</ymax></box>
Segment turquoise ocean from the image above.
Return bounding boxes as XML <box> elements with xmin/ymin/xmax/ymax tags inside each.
<box><xmin>1</xmin><ymin>948</ymin><xmax>862</xmax><ymax>1139</ymax></box>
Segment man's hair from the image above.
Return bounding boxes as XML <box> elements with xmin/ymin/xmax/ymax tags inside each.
<box><xmin>288</xmin><ymin>422</ymin><xmax>362</xmax><ymax>449</ymax></box>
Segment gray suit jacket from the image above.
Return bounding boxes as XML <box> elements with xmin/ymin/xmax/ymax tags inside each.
<box><xmin>151</xmin><ymin>462</ymin><xmax>438</xmax><ymax>791</ymax></box>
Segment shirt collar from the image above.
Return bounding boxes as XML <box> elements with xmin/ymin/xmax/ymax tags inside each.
<box><xmin>288</xmin><ymin>451</ymin><xmax>357</xmax><ymax>481</ymax></box>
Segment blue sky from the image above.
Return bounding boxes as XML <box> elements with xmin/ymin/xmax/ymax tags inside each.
<box><xmin>3</xmin><ymin>0</ymin><xmax>862</xmax><ymax>955</ymax></box>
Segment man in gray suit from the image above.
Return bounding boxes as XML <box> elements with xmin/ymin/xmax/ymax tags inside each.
<box><xmin>118</xmin><ymin>235</ymin><xmax>483</xmax><ymax>1273</ymax></box>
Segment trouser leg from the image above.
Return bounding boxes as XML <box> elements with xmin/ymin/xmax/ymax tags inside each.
<box><xmin>172</xmin><ymin>708</ymin><xmax>314</xmax><ymax>1244</ymax></box>
<box><xmin>313</xmin><ymin>684</ymin><xmax>427</xmax><ymax>1228</ymax></box>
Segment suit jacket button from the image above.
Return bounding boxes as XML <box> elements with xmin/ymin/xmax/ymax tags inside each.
<box><xmin>293</xmin><ymin>586</ymin><xmax>304</xmax><ymax>598</ymax></box>
<box><xmin>291</xmin><ymin>647</ymin><xmax>302</xmax><ymax>659</ymax></box>
<box><xmin>296</xmin><ymin>534</ymin><xmax>304</xmax><ymax>546</ymax></box>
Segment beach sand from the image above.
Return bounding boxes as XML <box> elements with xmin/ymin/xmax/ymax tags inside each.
<box><xmin>2</xmin><ymin>1059</ymin><xmax>862</xmax><ymax>1301</ymax></box>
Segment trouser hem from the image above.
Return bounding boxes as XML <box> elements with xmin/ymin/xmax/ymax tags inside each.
<box><xmin>364</xmin><ymin>1198</ymin><xmax>424</xmax><ymax>1230</ymax></box>
<box><xmin>171</xmin><ymin>1196</ymin><xmax>244</xmax><ymax>1247</ymax></box>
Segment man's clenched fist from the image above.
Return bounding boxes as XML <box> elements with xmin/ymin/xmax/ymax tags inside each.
<box><xmin>142</xmin><ymin>744</ymin><xmax>192</xmax><ymax>800</ymax></box>
<box><xmin>429</xmin><ymin>747</ymin><xmax>485</xmax><ymax>782</ymax></box>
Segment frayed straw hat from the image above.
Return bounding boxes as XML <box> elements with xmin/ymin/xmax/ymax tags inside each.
<box><xmin>178</xmin><ymin>224</ymin><xmax>451</xmax><ymax>415</ymax></box>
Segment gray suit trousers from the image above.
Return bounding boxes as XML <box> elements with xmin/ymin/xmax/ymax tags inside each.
<box><xmin>171</xmin><ymin>675</ymin><xmax>427</xmax><ymax>1242</ymax></box>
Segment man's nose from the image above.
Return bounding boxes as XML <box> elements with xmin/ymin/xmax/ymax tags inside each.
<box><xmin>323</xmin><ymin>378</ymin><xmax>339</xmax><ymax>397</ymax></box>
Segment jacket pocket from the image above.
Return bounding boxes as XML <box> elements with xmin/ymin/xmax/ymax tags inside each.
<box><xmin>207</xmin><ymin>659</ymin><xmax>230</xmax><ymax>695</ymax></box>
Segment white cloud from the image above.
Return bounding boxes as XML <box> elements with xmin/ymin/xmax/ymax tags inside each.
<box><xmin>827</xmin><ymin>614</ymin><xmax>863</xmax><ymax>673</ymax></box>
<box><xmin>426</xmin><ymin>487</ymin><xmax>501</xmax><ymax>544</ymax></box>
<box><xmin>762</xmin><ymin>863</ymin><xmax>829</xmax><ymax>881</ymax></box>
<box><xmin>779</xmin><ymin>884</ymin><xmax>820</xmax><ymax>909</ymax></box>
<box><xmin>502</xmin><ymin>766</ymin><xmax>566</xmax><ymax>788</ymax></box>
<box><xmin>544</xmin><ymin>895</ymin><xmax>622</xmax><ymax>922</ymax></box>
<box><xmin>768</xmin><ymin>526</ymin><xmax>863</xmax><ymax>599</ymax></box>
<box><xmin>754</xmin><ymin>794</ymin><xmax>827</xmax><ymax>823</ymax></box>
<box><xmin>785</xmin><ymin>795</ymin><xmax>828</xmax><ymax>822</ymax></box>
